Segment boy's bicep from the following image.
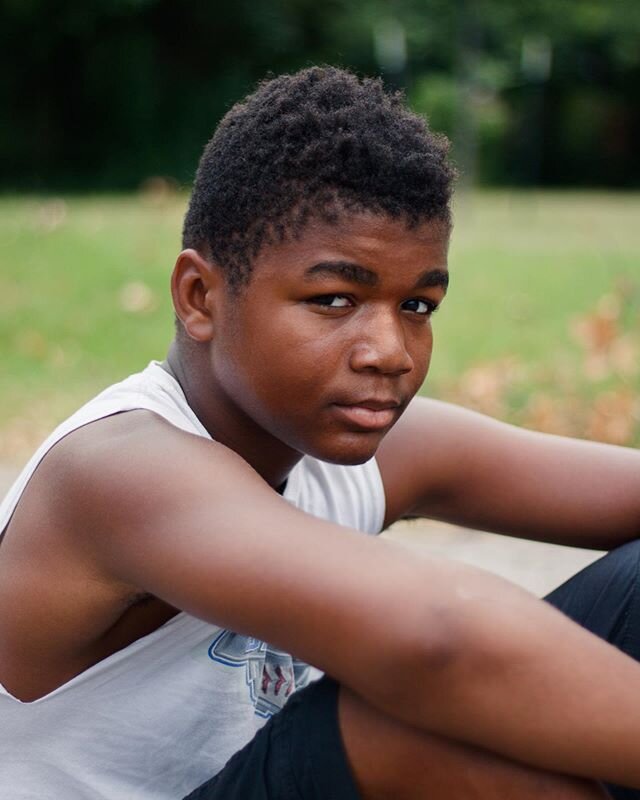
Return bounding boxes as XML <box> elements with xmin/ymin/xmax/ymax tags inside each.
<box><xmin>376</xmin><ymin>397</ymin><xmax>480</xmax><ymax>525</ymax></box>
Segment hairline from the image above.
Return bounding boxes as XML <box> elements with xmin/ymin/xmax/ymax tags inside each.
<box><xmin>217</xmin><ymin>204</ymin><xmax>452</xmax><ymax>295</ymax></box>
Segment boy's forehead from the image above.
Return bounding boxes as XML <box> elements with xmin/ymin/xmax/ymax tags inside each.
<box><xmin>252</xmin><ymin>210</ymin><xmax>450</xmax><ymax>279</ymax></box>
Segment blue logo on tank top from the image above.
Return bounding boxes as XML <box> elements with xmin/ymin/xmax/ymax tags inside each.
<box><xmin>207</xmin><ymin>631</ymin><xmax>311</xmax><ymax>718</ymax></box>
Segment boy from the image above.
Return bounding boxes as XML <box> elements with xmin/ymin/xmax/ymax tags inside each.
<box><xmin>1</xmin><ymin>66</ymin><xmax>640</xmax><ymax>799</ymax></box>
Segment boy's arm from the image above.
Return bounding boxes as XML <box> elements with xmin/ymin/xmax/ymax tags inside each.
<box><xmin>52</xmin><ymin>411</ymin><xmax>640</xmax><ymax>788</ymax></box>
<box><xmin>377</xmin><ymin>396</ymin><xmax>640</xmax><ymax>548</ymax></box>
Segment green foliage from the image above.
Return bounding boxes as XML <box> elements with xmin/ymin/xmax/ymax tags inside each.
<box><xmin>411</xmin><ymin>75</ymin><xmax>458</xmax><ymax>135</ymax></box>
<box><xmin>1</xmin><ymin>0</ymin><xmax>639</xmax><ymax>188</ymax></box>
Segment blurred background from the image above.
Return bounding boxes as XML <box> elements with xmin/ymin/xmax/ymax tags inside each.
<box><xmin>1</xmin><ymin>0</ymin><xmax>639</xmax><ymax>478</ymax></box>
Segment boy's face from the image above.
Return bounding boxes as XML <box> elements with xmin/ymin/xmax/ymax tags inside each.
<box><xmin>208</xmin><ymin>211</ymin><xmax>449</xmax><ymax>466</ymax></box>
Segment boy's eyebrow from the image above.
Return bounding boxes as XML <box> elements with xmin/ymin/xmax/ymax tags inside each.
<box><xmin>304</xmin><ymin>261</ymin><xmax>449</xmax><ymax>292</ymax></box>
<box><xmin>414</xmin><ymin>269</ymin><xmax>449</xmax><ymax>292</ymax></box>
<box><xmin>304</xmin><ymin>261</ymin><xmax>378</xmax><ymax>286</ymax></box>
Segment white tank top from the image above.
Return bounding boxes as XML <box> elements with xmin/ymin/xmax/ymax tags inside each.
<box><xmin>0</xmin><ymin>362</ymin><xmax>385</xmax><ymax>800</ymax></box>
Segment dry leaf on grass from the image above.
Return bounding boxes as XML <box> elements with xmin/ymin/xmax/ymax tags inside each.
<box><xmin>570</xmin><ymin>291</ymin><xmax>639</xmax><ymax>383</ymax></box>
<box><xmin>34</xmin><ymin>199</ymin><xmax>67</xmax><ymax>233</ymax></box>
<box><xmin>454</xmin><ymin>358</ymin><xmax>524</xmax><ymax>418</ymax></box>
<box><xmin>119</xmin><ymin>281</ymin><xmax>157</xmax><ymax>314</ymax></box>
<box><xmin>585</xmin><ymin>390</ymin><xmax>639</xmax><ymax>445</ymax></box>
<box><xmin>522</xmin><ymin>393</ymin><xmax>576</xmax><ymax>437</ymax></box>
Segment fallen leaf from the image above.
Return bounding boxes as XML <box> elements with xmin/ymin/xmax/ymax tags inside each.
<box><xmin>119</xmin><ymin>281</ymin><xmax>157</xmax><ymax>314</ymax></box>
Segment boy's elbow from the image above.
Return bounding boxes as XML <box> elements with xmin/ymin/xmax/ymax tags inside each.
<box><xmin>357</xmin><ymin>595</ymin><xmax>465</xmax><ymax>720</ymax></box>
<box><xmin>358</xmin><ymin>578</ymin><xmax>520</xmax><ymax>729</ymax></box>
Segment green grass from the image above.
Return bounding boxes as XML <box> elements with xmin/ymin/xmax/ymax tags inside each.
<box><xmin>1</xmin><ymin>190</ymin><xmax>638</xmax><ymax>462</ymax></box>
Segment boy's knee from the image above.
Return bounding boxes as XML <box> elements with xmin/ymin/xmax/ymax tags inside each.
<box><xmin>608</xmin><ymin>538</ymin><xmax>640</xmax><ymax>572</ymax></box>
<box><xmin>546</xmin><ymin>538</ymin><xmax>640</xmax><ymax>650</ymax></box>
<box><xmin>338</xmin><ymin>686</ymin><xmax>609</xmax><ymax>799</ymax></box>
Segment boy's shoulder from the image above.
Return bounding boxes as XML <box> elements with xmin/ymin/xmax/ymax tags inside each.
<box><xmin>0</xmin><ymin>374</ymin><xmax>400</xmax><ymax>701</ymax></box>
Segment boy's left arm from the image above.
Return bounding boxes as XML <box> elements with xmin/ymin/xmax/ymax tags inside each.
<box><xmin>377</xmin><ymin>396</ymin><xmax>640</xmax><ymax>549</ymax></box>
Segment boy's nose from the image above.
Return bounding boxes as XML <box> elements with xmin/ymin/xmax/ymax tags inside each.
<box><xmin>348</xmin><ymin>311</ymin><xmax>414</xmax><ymax>375</ymax></box>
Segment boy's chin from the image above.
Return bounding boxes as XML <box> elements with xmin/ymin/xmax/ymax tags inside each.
<box><xmin>305</xmin><ymin>433</ymin><xmax>384</xmax><ymax>466</ymax></box>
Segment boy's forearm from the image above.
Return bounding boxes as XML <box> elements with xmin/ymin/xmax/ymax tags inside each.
<box><xmin>372</xmin><ymin>562</ymin><xmax>640</xmax><ymax>788</ymax></box>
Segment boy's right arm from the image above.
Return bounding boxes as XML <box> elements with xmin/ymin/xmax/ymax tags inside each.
<box><xmin>54</xmin><ymin>411</ymin><xmax>640</xmax><ymax>789</ymax></box>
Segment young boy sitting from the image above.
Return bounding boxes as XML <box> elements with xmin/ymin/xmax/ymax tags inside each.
<box><xmin>2</xmin><ymin>66</ymin><xmax>640</xmax><ymax>800</ymax></box>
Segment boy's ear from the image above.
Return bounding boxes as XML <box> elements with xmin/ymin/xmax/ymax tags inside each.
<box><xmin>171</xmin><ymin>249</ymin><xmax>225</xmax><ymax>341</ymax></box>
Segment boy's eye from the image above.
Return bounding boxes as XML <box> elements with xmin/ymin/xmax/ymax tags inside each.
<box><xmin>402</xmin><ymin>298</ymin><xmax>438</xmax><ymax>316</ymax></box>
<box><xmin>308</xmin><ymin>294</ymin><xmax>352</xmax><ymax>308</ymax></box>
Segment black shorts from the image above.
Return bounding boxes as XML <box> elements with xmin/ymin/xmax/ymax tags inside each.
<box><xmin>546</xmin><ymin>538</ymin><xmax>640</xmax><ymax>800</ymax></box>
<box><xmin>182</xmin><ymin>676</ymin><xmax>359</xmax><ymax>800</ymax></box>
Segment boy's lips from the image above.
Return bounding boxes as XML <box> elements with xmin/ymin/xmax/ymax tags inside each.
<box><xmin>330</xmin><ymin>399</ymin><xmax>401</xmax><ymax>430</ymax></box>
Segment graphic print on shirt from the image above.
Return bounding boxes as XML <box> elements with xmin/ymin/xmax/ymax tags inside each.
<box><xmin>208</xmin><ymin>631</ymin><xmax>313</xmax><ymax>717</ymax></box>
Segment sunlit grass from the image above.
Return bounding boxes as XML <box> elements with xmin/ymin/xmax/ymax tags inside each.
<box><xmin>1</xmin><ymin>190</ymin><xmax>638</xmax><ymax>463</ymax></box>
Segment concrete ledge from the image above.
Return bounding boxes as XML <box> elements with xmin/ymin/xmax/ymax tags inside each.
<box><xmin>386</xmin><ymin>520</ymin><xmax>604</xmax><ymax>597</ymax></box>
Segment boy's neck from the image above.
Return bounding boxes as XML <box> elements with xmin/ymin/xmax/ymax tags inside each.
<box><xmin>162</xmin><ymin>343</ymin><xmax>304</xmax><ymax>490</ymax></box>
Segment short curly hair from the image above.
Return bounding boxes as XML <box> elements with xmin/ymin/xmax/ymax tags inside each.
<box><xmin>183</xmin><ymin>66</ymin><xmax>456</xmax><ymax>289</ymax></box>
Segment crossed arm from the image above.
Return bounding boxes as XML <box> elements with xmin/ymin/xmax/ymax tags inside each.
<box><xmin>41</xmin><ymin>404</ymin><xmax>640</xmax><ymax>788</ymax></box>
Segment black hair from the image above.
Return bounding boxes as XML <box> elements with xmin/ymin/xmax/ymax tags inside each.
<box><xmin>183</xmin><ymin>66</ymin><xmax>456</xmax><ymax>289</ymax></box>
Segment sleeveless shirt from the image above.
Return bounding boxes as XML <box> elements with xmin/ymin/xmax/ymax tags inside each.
<box><xmin>0</xmin><ymin>361</ymin><xmax>385</xmax><ymax>799</ymax></box>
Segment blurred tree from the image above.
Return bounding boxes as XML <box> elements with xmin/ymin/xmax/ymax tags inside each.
<box><xmin>1</xmin><ymin>0</ymin><xmax>638</xmax><ymax>188</ymax></box>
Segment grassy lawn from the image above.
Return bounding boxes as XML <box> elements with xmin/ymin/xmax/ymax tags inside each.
<box><xmin>1</xmin><ymin>190</ymin><xmax>638</xmax><ymax>464</ymax></box>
